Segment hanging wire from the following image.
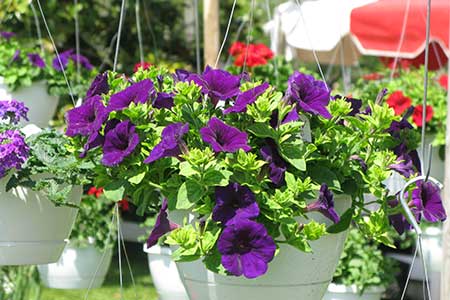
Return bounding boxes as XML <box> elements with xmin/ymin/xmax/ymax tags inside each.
<box><xmin>142</xmin><ymin>0</ymin><xmax>159</xmax><ymax>62</ymax></box>
<box><xmin>194</xmin><ymin>0</ymin><xmax>201</xmax><ymax>73</ymax></box>
<box><xmin>113</xmin><ymin>0</ymin><xmax>127</xmax><ymax>72</ymax></box>
<box><xmin>400</xmin><ymin>243</ymin><xmax>420</xmax><ymax>300</ymax></box>
<box><xmin>135</xmin><ymin>0</ymin><xmax>144</xmax><ymax>64</ymax></box>
<box><xmin>29</xmin><ymin>2</ymin><xmax>45</xmax><ymax>54</ymax></box>
<box><xmin>74</xmin><ymin>0</ymin><xmax>81</xmax><ymax>84</ymax></box>
<box><xmin>389</xmin><ymin>0</ymin><xmax>412</xmax><ymax>81</ymax></box>
<box><xmin>264</xmin><ymin>0</ymin><xmax>280</xmax><ymax>87</ymax></box>
<box><xmin>119</xmin><ymin>220</ymin><xmax>138</xmax><ymax>300</ymax></box>
<box><xmin>35</xmin><ymin>0</ymin><xmax>76</xmax><ymax>106</ymax></box>
<box><xmin>214</xmin><ymin>0</ymin><xmax>237</xmax><ymax>68</ymax></box>
<box><xmin>242</xmin><ymin>0</ymin><xmax>256</xmax><ymax>73</ymax></box>
<box><xmin>224</xmin><ymin>19</ymin><xmax>247</xmax><ymax>67</ymax></box>
<box><xmin>116</xmin><ymin>205</ymin><xmax>124</xmax><ymax>300</ymax></box>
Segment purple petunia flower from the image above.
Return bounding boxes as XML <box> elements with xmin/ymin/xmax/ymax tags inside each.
<box><xmin>389</xmin><ymin>154</ymin><xmax>416</xmax><ymax>178</ymax></box>
<box><xmin>70</xmin><ymin>53</ymin><xmax>93</xmax><ymax>70</ymax></box>
<box><xmin>146</xmin><ymin>199</ymin><xmax>179</xmax><ymax>248</ymax></box>
<box><xmin>392</xmin><ymin>143</ymin><xmax>421</xmax><ymax>174</ymax></box>
<box><xmin>0</xmin><ymin>130</ymin><xmax>29</xmax><ymax>178</ymax></box>
<box><xmin>106</xmin><ymin>79</ymin><xmax>154</xmax><ymax>112</ymax></box>
<box><xmin>0</xmin><ymin>100</ymin><xmax>29</xmax><ymax>124</ymax></box>
<box><xmin>144</xmin><ymin>122</ymin><xmax>189</xmax><ymax>163</ymax></box>
<box><xmin>212</xmin><ymin>182</ymin><xmax>259</xmax><ymax>225</ymax></box>
<box><xmin>223</xmin><ymin>82</ymin><xmax>269</xmax><ymax>114</ymax></box>
<box><xmin>52</xmin><ymin>49</ymin><xmax>73</xmax><ymax>71</ymax></box>
<box><xmin>187</xmin><ymin>66</ymin><xmax>241</xmax><ymax>106</ymax></box>
<box><xmin>412</xmin><ymin>181</ymin><xmax>446</xmax><ymax>223</ymax></box>
<box><xmin>333</xmin><ymin>95</ymin><xmax>362</xmax><ymax>116</ymax></box>
<box><xmin>80</xmin><ymin>119</ymin><xmax>119</xmax><ymax>158</ymax></box>
<box><xmin>86</xmin><ymin>72</ymin><xmax>109</xmax><ymax>98</ymax></box>
<box><xmin>388</xmin><ymin>199</ymin><xmax>413</xmax><ymax>235</ymax></box>
<box><xmin>200</xmin><ymin>117</ymin><xmax>251</xmax><ymax>153</ymax></box>
<box><xmin>306</xmin><ymin>184</ymin><xmax>340</xmax><ymax>223</ymax></box>
<box><xmin>174</xmin><ymin>69</ymin><xmax>190</xmax><ymax>82</ymax></box>
<box><xmin>217</xmin><ymin>219</ymin><xmax>276</xmax><ymax>279</ymax></box>
<box><xmin>260</xmin><ymin>140</ymin><xmax>287</xmax><ymax>186</ymax></box>
<box><xmin>65</xmin><ymin>95</ymin><xmax>108</xmax><ymax>137</ymax></box>
<box><xmin>269</xmin><ymin>107</ymin><xmax>300</xmax><ymax>128</ymax></box>
<box><xmin>27</xmin><ymin>53</ymin><xmax>45</xmax><ymax>69</ymax></box>
<box><xmin>12</xmin><ymin>50</ymin><xmax>20</xmax><ymax>62</ymax></box>
<box><xmin>0</xmin><ymin>31</ymin><xmax>15</xmax><ymax>40</ymax></box>
<box><xmin>285</xmin><ymin>71</ymin><xmax>331</xmax><ymax>119</ymax></box>
<box><xmin>152</xmin><ymin>92</ymin><xmax>174</xmax><ymax>109</ymax></box>
<box><xmin>101</xmin><ymin>120</ymin><xmax>140</xmax><ymax>166</ymax></box>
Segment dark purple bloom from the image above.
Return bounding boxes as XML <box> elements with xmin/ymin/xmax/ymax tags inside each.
<box><xmin>80</xmin><ymin>119</ymin><xmax>118</xmax><ymax>158</ymax></box>
<box><xmin>212</xmin><ymin>182</ymin><xmax>259</xmax><ymax>225</ymax></box>
<box><xmin>86</xmin><ymin>72</ymin><xmax>109</xmax><ymax>98</ymax></box>
<box><xmin>306</xmin><ymin>184</ymin><xmax>340</xmax><ymax>223</ymax></box>
<box><xmin>345</xmin><ymin>97</ymin><xmax>362</xmax><ymax>116</ymax></box>
<box><xmin>12</xmin><ymin>50</ymin><xmax>20</xmax><ymax>62</ymax></box>
<box><xmin>260</xmin><ymin>140</ymin><xmax>287</xmax><ymax>186</ymax></box>
<box><xmin>200</xmin><ymin>117</ymin><xmax>251</xmax><ymax>153</ymax></box>
<box><xmin>106</xmin><ymin>79</ymin><xmax>154</xmax><ymax>112</ymax></box>
<box><xmin>152</xmin><ymin>92</ymin><xmax>174</xmax><ymax>109</ymax></box>
<box><xmin>101</xmin><ymin>120</ymin><xmax>139</xmax><ymax>166</ymax></box>
<box><xmin>146</xmin><ymin>199</ymin><xmax>179</xmax><ymax>248</ymax></box>
<box><xmin>285</xmin><ymin>71</ymin><xmax>331</xmax><ymax>119</ymax></box>
<box><xmin>393</xmin><ymin>143</ymin><xmax>421</xmax><ymax>174</ymax></box>
<box><xmin>0</xmin><ymin>31</ymin><xmax>15</xmax><ymax>40</ymax></box>
<box><xmin>144</xmin><ymin>122</ymin><xmax>189</xmax><ymax>163</ymax></box>
<box><xmin>27</xmin><ymin>53</ymin><xmax>45</xmax><ymax>68</ymax></box>
<box><xmin>388</xmin><ymin>199</ymin><xmax>413</xmax><ymax>235</ymax></box>
<box><xmin>412</xmin><ymin>181</ymin><xmax>446</xmax><ymax>223</ymax></box>
<box><xmin>52</xmin><ymin>49</ymin><xmax>73</xmax><ymax>71</ymax></box>
<box><xmin>0</xmin><ymin>100</ymin><xmax>29</xmax><ymax>124</ymax></box>
<box><xmin>187</xmin><ymin>66</ymin><xmax>241</xmax><ymax>106</ymax></box>
<box><xmin>0</xmin><ymin>130</ymin><xmax>29</xmax><ymax>178</ymax></box>
<box><xmin>223</xmin><ymin>83</ymin><xmax>269</xmax><ymax>114</ymax></box>
<box><xmin>389</xmin><ymin>154</ymin><xmax>416</xmax><ymax>178</ymax></box>
<box><xmin>65</xmin><ymin>95</ymin><xmax>107</xmax><ymax>137</ymax></box>
<box><xmin>269</xmin><ymin>107</ymin><xmax>300</xmax><ymax>128</ymax></box>
<box><xmin>70</xmin><ymin>53</ymin><xmax>93</xmax><ymax>70</ymax></box>
<box><xmin>387</xmin><ymin>118</ymin><xmax>413</xmax><ymax>139</ymax></box>
<box><xmin>217</xmin><ymin>219</ymin><xmax>276</xmax><ymax>279</ymax></box>
<box><xmin>174</xmin><ymin>69</ymin><xmax>190</xmax><ymax>82</ymax></box>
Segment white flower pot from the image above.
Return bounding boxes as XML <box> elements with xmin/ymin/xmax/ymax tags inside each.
<box><xmin>175</xmin><ymin>195</ymin><xmax>351</xmax><ymax>300</ymax></box>
<box><xmin>144</xmin><ymin>244</ymin><xmax>189</xmax><ymax>300</ymax></box>
<box><xmin>0</xmin><ymin>77</ymin><xmax>58</xmax><ymax>128</ymax></box>
<box><xmin>0</xmin><ymin>177</ymin><xmax>81</xmax><ymax>265</ymax></box>
<box><xmin>323</xmin><ymin>283</ymin><xmax>385</xmax><ymax>300</ymax></box>
<box><xmin>38</xmin><ymin>243</ymin><xmax>113</xmax><ymax>289</ymax></box>
<box><xmin>422</xmin><ymin>226</ymin><xmax>442</xmax><ymax>272</ymax></box>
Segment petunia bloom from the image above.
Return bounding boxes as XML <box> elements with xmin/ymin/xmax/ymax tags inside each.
<box><xmin>285</xmin><ymin>71</ymin><xmax>331</xmax><ymax>119</ymax></box>
<box><xmin>12</xmin><ymin>50</ymin><xmax>20</xmax><ymax>62</ymax></box>
<box><xmin>87</xmin><ymin>186</ymin><xmax>104</xmax><ymax>198</ymax></box>
<box><xmin>389</xmin><ymin>153</ymin><xmax>416</xmax><ymax>178</ymax></box>
<box><xmin>438</xmin><ymin>75</ymin><xmax>448</xmax><ymax>90</ymax></box>
<box><xmin>200</xmin><ymin>117</ymin><xmax>251</xmax><ymax>153</ymax></box>
<box><xmin>412</xmin><ymin>181</ymin><xmax>446</xmax><ymax>223</ymax></box>
<box><xmin>152</xmin><ymin>92</ymin><xmax>174</xmax><ymax>109</ymax></box>
<box><xmin>52</xmin><ymin>49</ymin><xmax>73</xmax><ymax>71</ymax></box>
<box><xmin>133</xmin><ymin>62</ymin><xmax>152</xmax><ymax>72</ymax></box>
<box><xmin>229</xmin><ymin>41</ymin><xmax>246</xmax><ymax>56</ymax></box>
<box><xmin>146</xmin><ymin>199</ymin><xmax>179</xmax><ymax>248</ymax></box>
<box><xmin>118</xmin><ymin>198</ymin><xmax>130</xmax><ymax>211</ymax></box>
<box><xmin>0</xmin><ymin>99</ymin><xmax>29</xmax><ymax>124</ymax></box>
<box><xmin>217</xmin><ymin>219</ymin><xmax>276</xmax><ymax>279</ymax></box>
<box><xmin>86</xmin><ymin>72</ymin><xmax>109</xmax><ymax>98</ymax></box>
<box><xmin>0</xmin><ymin>130</ymin><xmax>29</xmax><ymax>178</ymax></box>
<box><xmin>412</xmin><ymin>105</ymin><xmax>433</xmax><ymax>127</ymax></box>
<box><xmin>0</xmin><ymin>31</ymin><xmax>15</xmax><ymax>40</ymax></box>
<box><xmin>144</xmin><ymin>122</ymin><xmax>189</xmax><ymax>163</ymax></box>
<box><xmin>306</xmin><ymin>184</ymin><xmax>340</xmax><ymax>223</ymax></box>
<box><xmin>106</xmin><ymin>79</ymin><xmax>154</xmax><ymax>112</ymax></box>
<box><xmin>65</xmin><ymin>95</ymin><xmax>107</xmax><ymax>137</ymax></box>
<box><xmin>386</xmin><ymin>91</ymin><xmax>412</xmax><ymax>116</ymax></box>
<box><xmin>70</xmin><ymin>53</ymin><xmax>93</xmax><ymax>70</ymax></box>
<box><xmin>388</xmin><ymin>199</ymin><xmax>413</xmax><ymax>235</ymax></box>
<box><xmin>27</xmin><ymin>53</ymin><xmax>45</xmax><ymax>68</ymax></box>
<box><xmin>223</xmin><ymin>82</ymin><xmax>269</xmax><ymax>114</ymax></box>
<box><xmin>101</xmin><ymin>120</ymin><xmax>140</xmax><ymax>166</ymax></box>
<box><xmin>260</xmin><ymin>140</ymin><xmax>287</xmax><ymax>186</ymax></box>
<box><xmin>174</xmin><ymin>69</ymin><xmax>190</xmax><ymax>82</ymax></box>
<box><xmin>212</xmin><ymin>182</ymin><xmax>259</xmax><ymax>225</ymax></box>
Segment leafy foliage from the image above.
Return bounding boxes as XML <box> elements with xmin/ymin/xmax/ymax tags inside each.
<box><xmin>0</xmin><ymin>266</ymin><xmax>41</xmax><ymax>300</ymax></box>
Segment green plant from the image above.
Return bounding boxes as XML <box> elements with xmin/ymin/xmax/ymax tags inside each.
<box><xmin>0</xmin><ymin>266</ymin><xmax>41</xmax><ymax>300</ymax></box>
<box><xmin>333</xmin><ymin>227</ymin><xmax>398</xmax><ymax>294</ymax></box>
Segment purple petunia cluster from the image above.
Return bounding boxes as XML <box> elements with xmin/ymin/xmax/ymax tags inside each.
<box><xmin>0</xmin><ymin>100</ymin><xmax>29</xmax><ymax>124</ymax></box>
<box><xmin>0</xmin><ymin>129</ymin><xmax>29</xmax><ymax>178</ymax></box>
<box><xmin>53</xmin><ymin>49</ymin><xmax>93</xmax><ymax>72</ymax></box>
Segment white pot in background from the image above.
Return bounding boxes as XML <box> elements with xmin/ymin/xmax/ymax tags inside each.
<box><xmin>0</xmin><ymin>77</ymin><xmax>58</xmax><ymax>128</ymax></box>
<box><xmin>175</xmin><ymin>195</ymin><xmax>351</xmax><ymax>300</ymax></box>
<box><xmin>38</xmin><ymin>243</ymin><xmax>113</xmax><ymax>289</ymax></box>
<box><xmin>144</xmin><ymin>244</ymin><xmax>189</xmax><ymax>300</ymax></box>
<box><xmin>0</xmin><ymin>178</ymin><xmax>81</xmax><ymax>265</ymax></box>
<box><xmin>421</xmin><ymin>135</ymin><xmax>445</xmax><ymax>183</ymax></box>
<box><xmin>422</xmin><ymin>226</ymin><xmax>443</xmax><ymax>272</ymax></box>
<box><xmin>323</xmin><ymin>283</ymin><xmax>385</xmax><ymax>300</ymax></box>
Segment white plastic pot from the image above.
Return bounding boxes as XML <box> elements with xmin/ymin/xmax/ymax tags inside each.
<box><xmin>38</xmin><ymin>243</ymin><xmax>113</xmax><ymax>289</ymax></box>
<box><xmin>323</xmin><ymin>283</ymin><xmax>385</xmax><ymax>300</ymax></box>
<box><xmin>421</xmin><ymin>226</ymin><xmax>443</xmax><ymax>272</ymax></box>
<box><xmin>0</xmin><ymin>177</ymin><xmax>81</xmax><ymax>265</ymax></box>
<box><xmin>144</xmin><ymin>244</ymin><xmax>189</xmax><ymax>300</ymax></box>
<box><xmin>175</xmin><ymin>195</ymin><xmax>352</xmax><ymax>300</ymax></box>
<box><xmin>0</xmin><ymin>77</ymin><xmax>58</xmax><ymax>128</ymax></box>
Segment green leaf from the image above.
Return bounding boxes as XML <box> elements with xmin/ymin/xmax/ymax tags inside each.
<box><xmin>103</xmin><ymin>180</ymin><xmax>126</xmax><ymax>201</ymax></box>
<box><xmin>176</xmin><ymin>180</ymin><xmax>204</xmax><ymax>209</ymax></box>
<box><xmin>248</xmin><ymin>123</ymin><xmax>277</xmax><ymax>139</ymax></box>
<box><xmin>310</xmin><ymin>165</ymin><xmax>341</xmax><ymax>191</ymax></box>
<box><xmin>202</xmin><ymin>169</ymin><xmax>232</xmax><ymax>186</ymax></box>
<box><xmin>203</xmin><ymin>246</ymin><xmax>229</xmax><ymax>276</ymax></box>
<box><xmin>279</xmin><ymin>142</ymin><xmax>306</xmax><ymax>171</ymax></box>
<box><xmin>128</xmin><ymin>172</ymin><xmax>146</xmax><ymax>184</ymax></box>
<box><xmin>303</xmin><ymin>221</ymin><xmax>327</xmax><ymax>241</ymax></box>
<box><xmin>327</xmin><ymin>208</ymin><xmax>353</xmax><ymax>234</ymax></box>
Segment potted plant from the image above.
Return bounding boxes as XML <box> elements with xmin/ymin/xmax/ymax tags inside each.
<box><xmin>0</xmin><ymin>99</ymin><xmax>88</xmax><ymax>265</ymax></box>
<box><xmin>38</xmin><ymin>186</ymin><xmax>116</xmax><ymax>289</ymax></box>
<box><xmin>65</xmin><ymin>65</ymin><xmax>445</xmax><ymax>300</ymax></box>
<box><xmin>324</xmin><ymin>227</ymin><xmax>398</xmax><ymax>300</ymax></box>
<box><xmin>0</xmin><ymin>32</ymin><xmax>58</xmax><ymax>127</ymax></box>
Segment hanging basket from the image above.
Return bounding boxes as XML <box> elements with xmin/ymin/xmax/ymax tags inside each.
<box><xmin>38</xmin><ymin>243</ymin><xmax>112</xmax><ymax>289</ymax></box>
<box><xmin>0</xmin><ymin>77</ymin><xmax>58</xmax><ymax>128</ymax></box>
<box><xmin>323</xmin><ymin>283</ymin><xmax>385</xmax><ymax>300</ymax></box>
<box><xmin>174</xmin><ymin>195</ymin><xmax>351</xmax><ymax>300</ymax></box>
<box><xmin>0</xmin><ymin>177</ymin><xmax>81</xmax><ymax>265</ymax></box>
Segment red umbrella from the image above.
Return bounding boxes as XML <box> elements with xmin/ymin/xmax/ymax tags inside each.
<box><xmin>350</xmin><ymin>0</ymin><xmax>450</xmax><ymax>69</ymax></box>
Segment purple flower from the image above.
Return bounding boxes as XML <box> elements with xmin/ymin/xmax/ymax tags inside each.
<box><xmin>0</xmin><ymin>31</ymin><xmax>15</xmax><ymax>40</ymax></box>
<box><xmin>389</xmin><ymin>154</ymin><xmax>416</xmax><ymax>178</ymax></box>
<box><xmin>80</xmin><ymin>119</ymin><xmax>118</xmax><ymax>158</ymax></box>
<box><xmin>260</xmin><ymin>140</ymin><xmax>287</xmax><ymax>186</ymax></box>
<box><xmin>387</xmin><ymin>118</ymin><xmax>413</xmax><ymax>139</ymax></box>
<box><xmin>86</xmin><ymin>72</ymin><xmax>109</xmax><ymax>98</ymax></box>
<box><xmin>0</xmin><ymin>100</ymin><xmax>29</xmax><ymax>124</ymax></box>
<box><xmin>27</xmin><ymin>53</ymin><xmax>45</xmax><ymax>68</ymax></box>
<box><xmin>146</xmin><ymin>199</ymin><xmax>179</xmax><ymax>248</ymax></box>
<box><xmin>393</xmin><ymin>143</ymin><xmax>421</xmax><ymax>174</ymax></box>
<box><xmin>187</xmin><ymin>66</ymin><xmax>241</xmax><ymax>106</ymax></box>
<box><xmin>0</xmin><ymin>130</ymin><xmax>29</xmax><ymax>178</ymax></box>
<box><xmin>223</xmin><ymin>83</ymin><xmax>269</xmax><ymax>114</ymax></box>
<box><xmin>212</xmin><ymin>182</ymin><xmax>259</xmax><ymax>225</ymax></box>
<box><xmin>333</xmin><ymin>95</ymin><xmax>362</xmax><ymax>116</ymax></box>
<box><xmin>217</xmin><ymin>219</ymin><xmax>276</xmax><ymax>279</ymax></box>
<box><xmin>144</xmin><ymin>122</ymin><xmax>189</xmax><ymax>163</ymax></box>
<box><xmin>152</xmin><ymin>92</ymin><xmax>174</xmax><ymax>109</ymax></box>
<box><xmin>388</xmin><ymin>199</ymin><xmax>413</xmax><ymax>235</ymax></box>
<box><xmin>269</xmin><ymin>107</ymin><xmax>300</xmax><ymax>128</ymax></box>
<box><xmin>306</xmin><ymin>184</ymin><xmax>340</xmax><ymax>223</ymax></box>
<box><xmin>200</xmin><ymin>117</ymin><xmax>251</xmax><ymax>153</ymax></box>
<box><xmin>102</xmin><ymin>120</ymin><xmax>140</xmax><ymax>166</ymax></box>
<box><xmin>174</xmin><ymin>69</ymin><xmax>190</xmax><ymax>82</ymax></box>
<box><xmin>106</xmin><ymin>79</ymin><xmax>154</xmax><ymax>112</ymax></box>
<box><xmin>12</xmin><ymin>50</ymin><xmax>20</xmax><ymax>62</ymax></box>
<box><xmin>412</xmin><ymin>181</ymin><xmax>446</xmax><ymax>223</ymax></box>
<box><xmin>65</xmin><ymin>95</ymin><xmax>107</xmax><ymax>137</ymax></box>
<box><xmin>52</xmin><ymin>49</ymin><xmax>73</xmax><ymax>71</ymax></box>
<box><xmin>285</xmin><ymin>71</ymin><xmax>331</xmax><ymax>119</ymax></box>
<box><xmin>70</xmin><ymin>53</ymin><xmax>93</xmax><ymax>70</ymax></box>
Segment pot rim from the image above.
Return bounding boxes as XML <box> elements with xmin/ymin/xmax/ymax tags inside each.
<box><xmin>143</xmin><ymin>243</ymin><xmax>172</xmax><ymax>255</ymax></box>
<box><xmin>328</xmin><ymin>283</ymin><xmax>385</xmax><ymax>294</ymax></box>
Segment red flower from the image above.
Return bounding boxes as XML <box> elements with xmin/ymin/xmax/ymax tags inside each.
<box><xmin>438</xmin><ymin>75</ymin><xmax>448</xmax><ymax>91</ymax></box>
<box><xmin>362</xmin><ymin>72</ymin><xmax>384</xmax><ymax>81</ymax></box>
<box><xmin>133</xmin><ymin>62</ymin><xmax>152</xmax><ymax>73</ymax></box>
<box><xmin>234</xmin><ymin>52</ymin><xmax>267</xmax><ymax>68</ymax></box>
<box><xmin>229</xmin><ymin>42</ymin><xmax>273</xmax><ymax>68</ymax></box>
<box><xmin>229</xmin><ymin>41</ymin><xmax>246</xmax><ymax>56</ymax></box>
<box><xmin>87</xmin><ymin>187</ymin><xmax>104</xmax><ymax>198</ymax></box>
<box><xmin>253</xmin><ymin>43</ymin><xmax>274</xmax><ymax>60</ymax></box>
<box><xmin>412</xmin><ymin>105</ymin><xmax>433</xmax><ymax>127</ymax></box>
<box><xmin>386</xmin><ymin>91</ymin><xmax>412</xmax><ymax>115</ymax></box>
<box><xmin>118</xmin><ymin>198</ymin><xmax>130</xmax><ymax>211</ymax></box>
